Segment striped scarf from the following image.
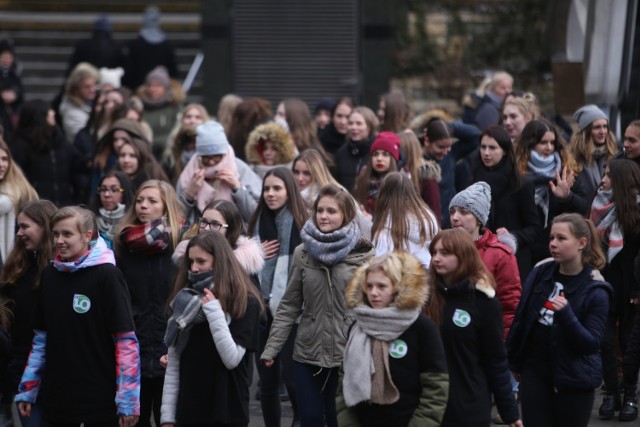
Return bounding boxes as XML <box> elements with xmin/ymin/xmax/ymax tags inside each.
<box><xmin>590</xmin><ymin>188</ymin><xmax>623</xmax><ymax>262</ymax></box>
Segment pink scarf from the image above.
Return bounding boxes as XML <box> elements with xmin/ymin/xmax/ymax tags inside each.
<box><xmin>178</xmin><ymin>146</ymin><xmax>239</xmax><ymax>212</ymax></box>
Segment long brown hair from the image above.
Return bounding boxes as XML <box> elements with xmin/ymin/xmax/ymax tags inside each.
<box><xmin>248</xmin><ymin>167</ymin><xmax>309</xmax><ymax>235</ymax></box>
<box><xmin>372</xmin><ymin>172</ymin><xmax>439</xmax><ymax>250</ymax></box>
<box><xmin>424</xmin><ymin>229</ymin><xmax>495</xmax><ymax>325</ymax></box>
<box><xmin>606</xmin><ymin>158</ymin><xmax>640</xmax><ymax>236</ymax></box>
<box><xmin>282</xmin><ymin>98</ymin><xmax>334</xmax><ymax>167</ymax></box>
<box><xmin>380</xmin><ymin>92</ymin><xmax>411</xmax><ymax>132</ymax></box>
<box><xmin>0</xmin><ymin>200</ymin><xmax>58</xmax><ymax>288</ymax></box>
<box><xmin>353</xmin><ymin>156</ymin><xmax>398</xmax><ymax>213</ymax></box>
<box><xmin>170</xmin><ymin>231</ymin><xmax>263</xmax><ymax>318</ymax></box>
<box><xmin>514</xmin><ymin>118</ymin><xmax>577</xmax><ymax>176</ymax></box>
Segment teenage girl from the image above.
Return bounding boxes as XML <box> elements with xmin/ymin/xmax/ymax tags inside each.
<box><xmin>372</xmin><ymin>172</ymin><xmax>439</xmax><ymax>268</ymax></box>
<box><xmin>261</xmin><ymin>184</ymin><xmax>374</xmax><ymax>427</ymax></box>
<box><xmin>354</xmin><ymin>131</ymin><xmax>402</xmax><ymax>216</ymax></box>
<box><xmin>508</xmin><ymin>213</ymin><xmax>611</xmax><ymax>426</ymax></box>
<box><xmin>425</xmin><ymin>228</ymin><xmax>522</xmax><ymax>427</ymax></box>
<box><xmin>336</xmin><ymin>252</ymin><xmax>448</xmax><ymax>427</ymax></box>
<box><xmin>116</xmin><ymin>180</ymin><xmax>184</xmax><ymax>427</ymax></box>
<box><xmin>160</xmin><ymin>231</ymin><xmax>263</xmax><ymax>427</ymax></box>
<box><xmin>248</xmin><ymin>167</ymin><xmax>308</xmax><ymax>427</ymax></box>
<box><xmin>0</xmin><ymin>200</ymin><xmax>57</xmax><ymax>427</ymax></box>
<box><xmin>15</xmin><ymin>206</ymin><xmax>140</xmax><ymax>427</ymax></box>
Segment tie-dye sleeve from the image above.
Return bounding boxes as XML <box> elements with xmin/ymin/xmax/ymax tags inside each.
<box><xmin>14</xmin><ymin>330</ymin><xmax>47</xmax><ymax>403</ymax></box>
<box><xmin>113</xmin><ymin>331</ymin><xmax>141</xmax><ymax>416</ymax></box>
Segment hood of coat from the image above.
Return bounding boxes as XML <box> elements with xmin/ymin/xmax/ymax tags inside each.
<box><xmin>345</xmin><ymin>252</ymin><xmax>430</xmax><ymax>310</ymax></box>
<box><xmin>245</xmin><ymin>122</ymin><xmax>296</xmax><ymax>165</ymax></box>
<box><xmin>234</xmin><ymin>235</ymin><xmax>265</xmax><ymax>275</ymax></box>
<box><xmin>476</xmin><ymin>229</ymin><xmax>518</xmax><ymax>254</ymax></box>
<box><xmin>136</xmin><ymin>79</ymin><xmax>186</xmax><ymax>107</ymax></box>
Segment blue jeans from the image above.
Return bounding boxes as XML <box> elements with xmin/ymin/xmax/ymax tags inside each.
<box><xmin>293</xmin><ymin>362</ymin><xmax>338</xmax><ymax>427</ymax></box>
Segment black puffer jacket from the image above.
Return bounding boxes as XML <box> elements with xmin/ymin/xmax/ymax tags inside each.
<box><xmin>334</xmin><ymin>135</ymin><xmax>375</xmax><ymax>193</ymax></box>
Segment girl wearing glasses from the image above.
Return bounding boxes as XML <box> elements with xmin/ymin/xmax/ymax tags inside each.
<box><xmin>90</xmin><ymin>171</ymin><xmax>134</xmax><ymax>249</ymax></box>
<box><xmin>116</xmin><ymin>180</ymin><xmax>184</xmax><ymax>427</ymax></box>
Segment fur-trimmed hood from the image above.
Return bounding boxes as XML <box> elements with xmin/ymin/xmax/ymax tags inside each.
<box><xmin>245</xmin><ymin>122</ymin><xmax>296</xmax><ymax>165</ymax></box>
<box><xmin>233</xmin><ymin>235</ymin><xmax>265</xmax><ymax>275</ymax></box>
<box><xmin>345</xmin><ymin>252</ymin><xmax>430</xmax><ymax>310</ymax></box>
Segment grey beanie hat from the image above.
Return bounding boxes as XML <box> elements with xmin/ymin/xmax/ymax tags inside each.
<box><xmin>196</xmin><ymin>121</ymin><xmax>229</xmax><ymax>156</ymax></box>
<box><xmin>573</xmin><ymin>104</ymin><xmax>608</xmax><ymax>132</ymax></box>
<box><xmin>449</xmin><ymin>181</ymin><xmax>492</xmax><ymax>226</ymax></box>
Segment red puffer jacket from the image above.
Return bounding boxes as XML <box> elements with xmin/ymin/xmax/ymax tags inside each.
<box><xmin>475</xmin><ymin>229</ymin><xmax>522</xmax><ymax>340</ymax></box>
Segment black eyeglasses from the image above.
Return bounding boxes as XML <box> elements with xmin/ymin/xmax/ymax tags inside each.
<box><xmin>97</xmin><ymin>186</ymin><xmax>124</xmax><ymax>194</ymax></box>
<box><xmin>198</xmin><ymin>218</ymin><xmax>229</xmax><ymax>231</ymax></box>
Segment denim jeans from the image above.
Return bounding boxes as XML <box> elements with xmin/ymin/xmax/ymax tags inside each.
<box><xmin>292</xmin><ymin>362</ymin><xmax>338</xmax><ymax>427</ymax></box>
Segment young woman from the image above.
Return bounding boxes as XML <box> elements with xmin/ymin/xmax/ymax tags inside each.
<box><xmin>161</xmin><ymin>231</ymin><xmax>263</xmax><ymax>427</ymax></box>
<box><xmin>59</xmin><ymin>62</ymin><xmax>99</xmax><ymax>144</ymax></box>
<box><xmin>336</xmin><ymin>252</ymin><xmax>448</xmax><ymax>427</ymax></box>
<box><xmin>378</xmin><ymin>92</ymin><xmax>411</xmax><ymax>132</ymax></box>
<box><xmin>116</xmin><ymin>180</ymin><xmax>184</xmax><ymax>427</ymax></box>
<box><xmin>116</xmin><ymin>135</ymin><xmax>168</xmax><ymax>191</ymax></box>
<box><xmin>90</xmin><ymin>170</ymin><xmax>135</xmax><ymax>249</ymax></box>
<box><xmin>177</xmin><ymin>120</ymin><xmax>262</xmax><ymax>225</ymax></box>
<box><xmin>261</xmin><ymin>184</ymin><xmax>375</xmax><ymax>427</ymax></box>
<box><xmin>293</xmin><ymin>149</ymin><xmax>342</xmax><ymax>208</ymax></box>
<box><xmin>372</xmin><ymin>172</ymin><xmax>439</xmax><ymax>268</ymax></box>
<box><xmin>514</xmin><ymin>118</ymin><xmax>588</xmax><ymax>261</ymax></box>
<box><xmin>227</xmin><ymin>97</ymin><xmax>272</xmax><ymax>162</ymax></box>
<box><xmin>245</xmin><ymin>122</ymin><xmax>297</xmax><ymax>179</ymax></box>
<box><xmin>621</xmin><ymin>119</ymin><xmax>640</xmax><ymax>167</ymax></box>
<box><xmin>248</xmin><ymin>167</ymin><xmax>308</xmax><ymax>427</ymax></box>
<box><xmin>137</xmin><ymin>66</ymin><xmax>185</xmax><ymax>160</ymax></box>
<box><xmin>0</xmin><ymin>138</ymin><xmax>37</xmax><ymax>258</ymax></box>
<box><xmin>172</xmin><ymin>200</ymin><xmax>264</xmax><ymax>278</ymax></box>
<box><xmin>162</xmin><ymin>103</ymin><xmax>209</xmax><ymax>181</ymax></box>
<box><xmin>10</xmin><ymin>100</ymin><xmax>76</xmax><ymax>207</ymax></box>
<box><xmin>569</xmin><ymin>104</ymin><xmax>617</xmax><ymax>201</ymax></box>
<box><xmin>398</xmin><ymin>130</ymin><xmax>441</xmax><ymax>223</ymax></box>
<box><xmin>0</xmin><ymin>200</ymin><xmax>57</xmax><ymax>427</ymax></box>
<box><xmin>508</xmin><ymin>213</ymin><xmax>611</xmax><ymax>426</ymax></box>
<box><xmin>334</xmin><ymin>107</ymin><xmax>379</xmax><ymax>193</ymax></box>
<box><xmin>276</xmin><ymin>98</ymin><xmax>333</xmax><ymax>166</ymax></box>
<box><xmin>319</xmin><ymin>97</ymin><xmax>353</xmax><ymax>156</ymax></box>
<box><xmin>502</xmin><ymin>93</ymin><xmax>540</xmax><ymax>142</ymax></box>
<box><xmin>449</xmin><ymin>182</ymin><xmax>521</xmax><ymax>340</ymax></box>
<box><xmin>15</xmin><ymin>206</ymin><xmax>140</xmax><ymax>427</ymax></box>
<box><xmin>589</xmin><ymin>158</ymin><xmax>640</xmax><ymax>419</ymax></box>
<box><xmin>472</xmin><ymin>125</ymin><xmax>542</xmax><ymax>282</ymax></box>
<box><xmin>354</xmin><ymin>131</ymin><xmax>402</xmax><ymax>215</ymax></box>
<box><xmin>425</xmin><ymin>228</ymin><xmax>522</xmax><ymax>427</ymax></box>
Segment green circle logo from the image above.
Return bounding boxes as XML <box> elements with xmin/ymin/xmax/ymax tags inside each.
<box><xmin>452</xmin><ymin>309</ymin><xmax>471</xmax><ymax>327</ymax></box>
<box><xmin>389</xmin><ymin>339</ymin><xmax>408</xmax><ymax>359</ymax></box>
<box><xmin>73</xmin><ymin>294</ymin><xmax>91</xmax><ymax>314</ymax></box>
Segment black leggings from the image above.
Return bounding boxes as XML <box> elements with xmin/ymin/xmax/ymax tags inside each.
<box><xmin>520</xmin><ymin>369</ymin><xmax>594</xmax><ymax>427</ymax></box>
<box><xmin>138</xmin><ymin>376</ymin><xmax>163</xmax><ymax>427</ymax></box>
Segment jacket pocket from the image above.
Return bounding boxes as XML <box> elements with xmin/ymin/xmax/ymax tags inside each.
<box><xmin>297</xmin><ymin>312</ymin><xmax>319</xmax><ymax>348</ymax></box>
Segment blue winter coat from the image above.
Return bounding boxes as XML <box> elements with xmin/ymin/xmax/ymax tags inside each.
<box><xmin>507</xmin><ymin>260</ymin><xmax>611</xmax><ymax>390</ymax></box>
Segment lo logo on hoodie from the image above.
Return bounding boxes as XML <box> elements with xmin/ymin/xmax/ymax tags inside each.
<box><xmin>73</xmin><ymin>294</ymin><xmax>91</xmax><ymax>314</ymax></box>
<box><xmin>452</xmin><ymin>309</ymin><xmax>471</xmax><ymax>327</ymax></box>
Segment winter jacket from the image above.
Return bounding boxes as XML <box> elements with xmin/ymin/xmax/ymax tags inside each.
<box><xmin>122</xmin><ymin>37</ymin><xmax>178</xmax><ymax>91</ymax></box>
<box><xmin>59</xmin><ymin>97</ymin><xmax>92</xmax><ymax>144</ymax></box>
<box><xmin>117</xmin><ymin>239</ymin><xmax>177</xmax><ymax>379</ymax></box>
<box><xmin>427</xmin><ymin>122</ymin><xmax>481</xmax><ymax>227</ymax></box>
<box><xmin>473</xmin><ymin>92</ymin><xmax>502</xmax><ymax>131</ymax></box>
<box><xmin>507</xmin><ymin>260</ymin><xmax>611</xmax><ymax>390</ymax></box>
<box><xmin>337</xmin><ymin>253</ymin><xmax>448</xmax><ymax>427</ymax></box>
<box><xmin>66</xmin><ymin>30</ymin><xmax>124</xmax><ymax>75</ymax></box>
<box><xmin>436</xmin><ymin>276</ymin><xmax>519</xmax><ymax>426</ymax></box>
<box><xmin>320</xmin><ymin>122</ymin><xmax>347</xmax><ymax>157</ymax></box>
<box><xmin>0</xmin><ymin>253</ymin><xmax>39</xmax><ymax>403</ymax></box>
<box><xmin>261</xmin><ymin>239</ymin><xmax>374</xmax><ymax>367</ymax></box>
<box><xmin>374</xmin><ymin>213</ymin><xmax>439</xmax><ymax>269</ymax></box>
<box><xmin>138</xmin><ymin>81</ymin><xmax>185</xmax><ymax>160</ymax></box>
<box><xmin>11</xmin><ymin>127</ymin><xmax>78</xmax><ymax>207</ymax></box>
<box><xmin>475</xmin><ymin>230</ymin><xmax>521</xmax><ymax>340</ymax></box>
<box><xmin>335</xmin><ymin>135</ymin><xmax>375</xmax><ymax>193</ymax></box>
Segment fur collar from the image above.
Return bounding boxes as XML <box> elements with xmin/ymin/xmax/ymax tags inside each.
<box><xmin>245</xmin><ymin>122</ymin><xmax>296</xmax><ymax>165</ymax></box>
<box><xmin>345</xmin><ymin>252</ymin><xmax>430</xmax><ymax>310</ymax></box>
<box><xmin>233</xmin><ymin>235</ymin><xmax>265</xmax><ymax>275</ymax></box>
<box><xmin>475</xmin><ymin>275</ymin><xmax>496</xmax><ymax>298</ymax></box>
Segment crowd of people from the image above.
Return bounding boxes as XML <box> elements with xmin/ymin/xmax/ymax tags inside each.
<box><xmin>0</xmin><ymin>11</ymin><xmax>638</xmax><ymax>427</ymax></box>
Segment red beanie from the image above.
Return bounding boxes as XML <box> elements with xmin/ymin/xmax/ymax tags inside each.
<box><xmin>370</xmin><ymin>131</ymin><xmax>400</xmax><ymax>161</ymax></box>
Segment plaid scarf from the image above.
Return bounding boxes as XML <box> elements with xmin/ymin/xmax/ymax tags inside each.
<box><xmin>590</xmin><ymin>187</ymin><xmax>623</xmax><ymax>262</ymax></box>
<box><xmin>122</xmin><ymin>218</ymin><xmax>171</xmax><ymax>255</ymax></box>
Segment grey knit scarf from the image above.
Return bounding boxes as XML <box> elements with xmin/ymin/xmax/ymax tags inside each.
<box><xmin>300</xmin><ymin>219</ymin><xmax>360</xmax><ymax>266</ymax></box>
<box><xmin>342</xmin><ymin>304</ymin><xmax>419</xmax><ymax>407</ymax></box>
<box><xmin>96</xmin><ymin>203</ymin><xmax>126</xmax><ymax>242</ymax></box>
<box><xmin>164</xmin><ymin>270</ymin><xmax>214</xmax><ymax>354</ymax></box>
